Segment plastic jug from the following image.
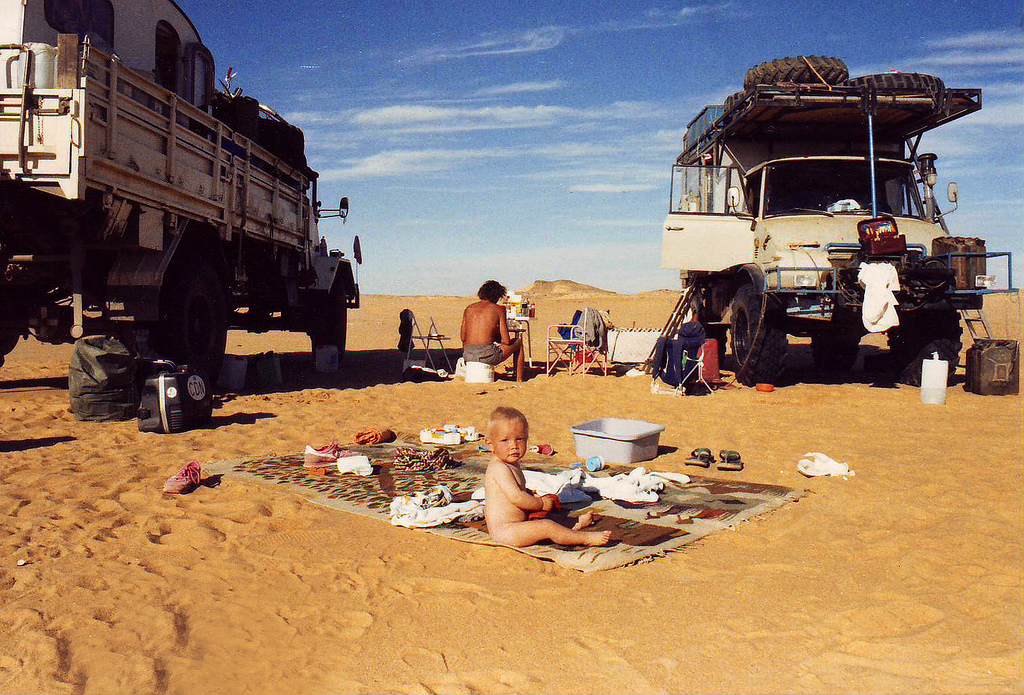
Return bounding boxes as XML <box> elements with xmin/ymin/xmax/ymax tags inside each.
<box><xmin>920</xmin><ymin>352</ymin><xmax>948</xmax><ymax>405</ymax></box>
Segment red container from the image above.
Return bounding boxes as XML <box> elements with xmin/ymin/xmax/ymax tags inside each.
<box><xmin>700</xmin><ymin>338</ymin><xmax>720</xmax><ymax>381</ymax></box>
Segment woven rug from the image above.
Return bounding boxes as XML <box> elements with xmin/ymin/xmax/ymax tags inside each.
<box><xmin>205</xmin><ymin>443</ymin><xmax>803</xmax><ymax>572</ymax></box>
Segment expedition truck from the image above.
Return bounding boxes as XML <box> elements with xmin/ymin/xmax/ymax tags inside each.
<box><xmin>661</xmin><ymin>55</ymin><xmax>1013</xmax><ymax>386</ymax></box>
<box><xmin>0</xmin><ymin>0</ymin><xmax>360</xmax><ymax>377</ymax></box>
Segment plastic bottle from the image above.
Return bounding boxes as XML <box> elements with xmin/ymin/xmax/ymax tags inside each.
<box><xmin>585</xmin><ymin>455</ymin><xmax>605</xmax><ymax>472</ymax></box>
<box><xmin>920</xmin><ymin>351</ymin><xmax>948</xmax><ymax>405</ymax></box>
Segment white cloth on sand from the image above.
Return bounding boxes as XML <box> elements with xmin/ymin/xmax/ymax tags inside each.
<box><xmin>797</xmin><ymin>452</ymin><xmax>855</xmax><ymax>478</ymax></box>
<box><xmin>336</xmin><ymin>455</ymin><xmax>373</xmax><ymax>476</ymax></box>
<box><xmin>581</xmin><ymin>467</ymin><xmax>691</xmax><ymax>504</ymax></box>
<box><xmin>389</xmin><ymin>486</ymin><xmax>484</xmax><ymax>528</ymax></box>
<box><xmin>471</xmin><ymin>468</ymin><xmax>593</xmax><ymax>505</ymax></box>
<box><xmin>858</xmin><ymin>263</ymin><xmax>900</xmax><ymax>333</ymax></box>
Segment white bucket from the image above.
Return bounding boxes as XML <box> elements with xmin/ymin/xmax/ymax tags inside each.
<box><xmin>464</xmin><ymin>361</ymin><xmax>495</xmax><ymax>383</ymax></box>
<box><xmin>920</xmin><ymin>352</ymin><xmax>948</xmax><ymax>405</ymax></box>
<box><xmin>218</xmin><ymin>355</ymin><xmax>247</xmax><ymax>391</ymax></box>
<box><xmin>314</xmin><ymin>344</ymin><xmax>339</xmax><ymax>372</ymax></box>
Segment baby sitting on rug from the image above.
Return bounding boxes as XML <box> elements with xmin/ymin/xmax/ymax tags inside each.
<box><xmin>484</xmin><ymin>406</ymin><xmax>611</xmax><ymax>547</ymax></box>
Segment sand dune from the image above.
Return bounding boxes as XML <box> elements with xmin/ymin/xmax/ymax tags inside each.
<box><xmin>0</xmin><ymin>291</ymin><xmax>1021</xmax><ymax>694</ymax></box>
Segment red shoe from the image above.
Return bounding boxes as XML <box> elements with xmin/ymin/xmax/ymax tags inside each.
<box><xmin>163</xmin><ymin>461</ymin><xmax>202</xmax><ymax>494</ymax></box>
<box><xmin>303</xmin><ymin>441</ymin><xmax>343</xmax><ymax>468</ymax></box>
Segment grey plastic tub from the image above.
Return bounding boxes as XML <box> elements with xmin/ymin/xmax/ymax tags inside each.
<box><xmin>570</xmin><ymin>418</ymin><xmax>665</xmax><ymax>464</ymax></box>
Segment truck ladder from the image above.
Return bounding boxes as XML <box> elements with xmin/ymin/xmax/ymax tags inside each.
<box><xmin>959</xmin><ymin>307</ymin><xmax>992</xmax><ymax>342</ymax></box>
<box><xmin>643</xmin><ymin>284</ymin><xmax>697</xmax><ymax>374</ymax></box>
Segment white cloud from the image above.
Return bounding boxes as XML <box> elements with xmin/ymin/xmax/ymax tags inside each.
<box><xmin>405</xmin><ymin>26</ymin><xmax>566</xmax><ymax>63</ymax></box>
<box><xmin>569</xmin><ymin>183</ymin><xmax>659</xmax><ymax>193</ymax></box>
<box><xmin>474</xmin><ymin>80</ymin><xmax>566</xmax><ymax>97</ymax></box>
<box><xmin>318</xmin><ymin>147</ymin><xmax>510</xmax><ymax>180</ymax></box>
<box><xmin>915</xmin><ymin>48</ymin><xmax>1023</xmax><ymax>67</ymax></box>
<box><xmin>926</xmin><ymin>30</ymin><xmax>1021</xmax><ymax>49</ymax></box>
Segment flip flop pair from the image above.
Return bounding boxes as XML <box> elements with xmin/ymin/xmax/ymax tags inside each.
<box><xmin>686</xmin><ymin>448</ymin><xmax>744</xmax><ymax>471</ymax></box>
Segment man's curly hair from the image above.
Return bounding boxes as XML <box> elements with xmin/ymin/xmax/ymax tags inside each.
<box><xmin>477</xmin><ymin>280</ymin><xmax>507</xmax><ymax>303</ymax></box>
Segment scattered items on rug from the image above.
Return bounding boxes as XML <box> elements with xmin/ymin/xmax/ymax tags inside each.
<box><xmin>472</xmin><ymin>468</ymin><xmax>591</xmax><ymax>505</ymax></box>
<box><xmin>470</xmin><ymin>466</ymin><xmax>691</xmax><ymax>505</ymax></box>
<box><xmin>337</xmin><ymin>454</ymin><xmax>373</xmax><ymax>476</ymax></box>
<box><xmin>392</xmin><ymin>446</ymin><xmax>459</xmax><ymax>472</ymax></box>
<box><xmin>528</xmin><ymin>494</ymin><xmax>562</xmax><ymax>519</ymax></box>
<box><xmin>717</xmin><ymin>450</ymin><xmax>744</xmax><ymax>472</ymax></box>
<box><xmin>686</xmin><ymin>447</ymin><xmax>714</xmax><ymax>468</ymax></box>
<box><xmin>304</xmin><ymin>441</ymin><xmax>346</xmax><ymax>468</ymax></box>
<box><xmin>530</xmin><ymin>444</ymin><xmax>555</xmax><ymax>455</ymax></box>
<box><xmin>569</xmin><ymin>455</ymin><xmax>605</xmax><ymax>472</ymax></box>
<box><xmin>353</xmin><ymin>426</ymin><xmax>396</xmax><ymax>445</ymax></box>
<box><xmin>797</xmin><ymin>452</ymin><xmax>855</xmax><ymax>478</ymax></box>
<box><xmin>163</xmin><ymin>460</ymin><xmax>203</xmax><ymax>494</ymax></box>
<box><xmin>389</xmin><ymin>485</ymin><xmax>484</xmax><ymax>528</ymax></box>
<box><xmin>419</xmin><ymin>424</ymin><xmax>480</xmax><ymax>445</ymax></box>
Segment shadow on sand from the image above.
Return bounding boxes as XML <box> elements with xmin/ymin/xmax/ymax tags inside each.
<box><xmin>0</xmin><ymin>435</ymin><xmax>76</xmax><ymax>452</ymax></box>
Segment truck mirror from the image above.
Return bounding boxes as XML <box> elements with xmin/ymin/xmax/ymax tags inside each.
<box><xmin>339</xmin><ymin>197</ymin><xmax>349</xmax><ymax>220</ymax></box>
<box><xmin>353</xmin><ymin>235</ymin><xmax>362</xmax><ymax>265</ymax></box>
<box><xmin>727</xmin><ymin>186</ymin><xmax>741</xmax><ymax>212</ymax></box>
<box><xmin>946</xmin><ymin>182</ymin><xmax>958</xmax><ymax>204</ymax></box>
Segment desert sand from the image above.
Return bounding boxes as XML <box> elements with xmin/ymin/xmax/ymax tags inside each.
<box><xmin>1</xmin><ymin>285</ymin><xmax>1021</xmax><ymax>694</ymax></box>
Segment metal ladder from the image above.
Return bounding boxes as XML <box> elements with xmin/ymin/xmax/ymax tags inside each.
<box><xmin>643</xmin><ymin>285</ymin><xmax>696</xmax><ymax>374</ymax></box>
<box><xmin>960</xmin><ymin>307</ymin><xmax>992</xmax><ymax>342</ymax></box>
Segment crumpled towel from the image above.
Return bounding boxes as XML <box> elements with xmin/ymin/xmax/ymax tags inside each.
<box><xmin>337</xmin><ymin>455</ymin><xmax>373</xmax><ymax>476</ymax></box>
<box><xmin>389</xmin><ymin>486</ymin><xmax>484</xmax><ymax>528</ymax></box>
<box><xmin>858</xmin><ymin>263</ymin><xmax>900</xmax><ymax>333</ymax></box>
<box><xmin>797</xmin><ymin>452</ymin><xmax>855</xmax><ymax>478</ymax></box>
<box><xmin>471</xmin><ymin>468</ymin><xmax>593</xmax><ymax>505</ymax></box>
<box><xmin>353</xmin><ymin>426</ymin><xmax>396</xmax><ymax>445</ymax></box>
<box><xmin>581</xmin><ymin>467</ymin><xmax>689</xmax><ymax>503</ymax></box>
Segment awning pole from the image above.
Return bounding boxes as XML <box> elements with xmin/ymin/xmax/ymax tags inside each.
<box><xmin>868</xmin><ymin>112</ymin><xmax>878</xmax><ymax>217</ymax></box>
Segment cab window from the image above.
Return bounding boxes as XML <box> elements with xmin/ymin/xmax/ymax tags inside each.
<box><xmin>45</xmin><ymin>0</ymin><xmax>114</xmax><ymax>49</ymax></box>
<box><xmin>155</xmin><ymin>21</ymin><xmax>181</xmax><ymax>93</ymax></box>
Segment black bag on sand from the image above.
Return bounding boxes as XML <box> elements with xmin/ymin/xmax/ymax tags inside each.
<box><xmin>69</xmin><ymin>336</ymin><xmax>137</xmax><ymax>422</ymax></box>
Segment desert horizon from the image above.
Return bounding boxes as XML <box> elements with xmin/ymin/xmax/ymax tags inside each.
<box><xmin>1</xmin><ymin>285</ymin><xmax>1022</xmax><ymax>694</ymax></box>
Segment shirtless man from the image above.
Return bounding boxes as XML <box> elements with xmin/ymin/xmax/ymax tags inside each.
<box><xmin>460</xmin><ymin>280</ymin><xmax>525</xmax><ymax>382</ymax></box>
<box><xmin>484</xmin><ymin>406</ymin><xmax>611</xmax><ymax>548</ymax></box>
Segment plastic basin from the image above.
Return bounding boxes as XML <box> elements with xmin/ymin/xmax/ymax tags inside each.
<box><xmin>570</xmin><ymin>418</ymin><xmax>665</xmax><ymax>464</ymax></box>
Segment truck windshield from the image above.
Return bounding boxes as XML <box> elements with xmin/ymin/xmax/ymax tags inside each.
<box><xmin>763</xmin><ymin>160</ymin><xmax>923</xmax><ymax>219</ymax></box>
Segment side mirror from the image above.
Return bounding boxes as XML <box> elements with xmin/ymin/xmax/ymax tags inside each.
<box><xmin>947</xmin><ymin>182</ymin><xmax>958</xmax><ymax>204</ymax></box>
<box><xmin>727</xmin><ymin>186</ymin><xmax>740</xmax><ymax>212</ymax></box>
<box><xmin>353</xmin><ymin>235</ymin><xmax>362</xmax><ymax>265</ymax></box>
<box><xmin>339</xmin><ymin>196</ymin><xmax>349</xmax><ymax>221</ymax></box>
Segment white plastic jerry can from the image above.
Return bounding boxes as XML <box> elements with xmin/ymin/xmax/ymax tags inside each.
<box><xmin>920</xmin><ymin>351</ymin><xmax>948</xmax><ymax>405</ymax></box>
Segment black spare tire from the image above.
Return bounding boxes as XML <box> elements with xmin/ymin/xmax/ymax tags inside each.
<box><xmin>743</xmin><ymin>55</ymin><xmax>848</xmax><ymax>89</ymax></box>
<box><xmin>843</xmin><ymin>72</ymin><xmax>945</xmax><ymax>99</ymax></box>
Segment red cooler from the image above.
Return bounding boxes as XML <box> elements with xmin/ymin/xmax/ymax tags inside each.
<box><xmin>700</xmin><ymin>338</ymin><xmax>720</xmax><ymax>381</ymax></box>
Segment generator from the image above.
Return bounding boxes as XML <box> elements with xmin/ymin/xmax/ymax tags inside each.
<box><xmin>137</xmin><ymin>361</ymin><xmax>213</xmax><ymax>433</ymax></box>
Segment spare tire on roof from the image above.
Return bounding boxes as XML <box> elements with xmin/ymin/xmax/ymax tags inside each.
<box><xmin>843</xmin><ymin>72</ymin><xmax>945</xmax><ymax>98</ymax></box>
<box><xmin>723</xmin><ymin>90</ymin><xmax>748</xmax><ymax>114</ymax></box>
<box><xmin>743</xmin><ymin>55</ymin><xmax>849</xmax><ymax>89</ymax></box>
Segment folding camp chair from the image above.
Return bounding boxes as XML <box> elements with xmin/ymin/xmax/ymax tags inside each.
<box><xmin>398</xmin><ymin>310</ymin><xmax>454</xmax><ymax>373</ymax></box>
<box><xmin>650</xmin><ymin>322</ymin><xmax>710</xmax><ymax>395</ymax></box>
<box><xmin>546</xmin><ymin>308</ymin><xmax>608</xmax><ymax>376</ymax></box>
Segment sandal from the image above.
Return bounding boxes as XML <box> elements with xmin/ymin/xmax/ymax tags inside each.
<box><xmin>717</xmin><ymin>450</ymin><xmax>744</xmax><ymax>472</ymax></box>
<box><xmin>686</xmin><ymin>447</ymin><xmax>714</xmax><ymax>468</ymax></box>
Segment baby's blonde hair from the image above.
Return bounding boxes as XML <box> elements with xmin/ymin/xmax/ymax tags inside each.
<box><xmin>487</xmin><ymin>406</ymin><xmax>529</xmax><ymax>437</ymax></box>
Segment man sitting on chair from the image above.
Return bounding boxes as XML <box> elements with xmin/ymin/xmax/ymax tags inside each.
<box><xmin>461</xmin><ymin>280</ymin><xmax>525</xmax><ymax>382</ymax></box>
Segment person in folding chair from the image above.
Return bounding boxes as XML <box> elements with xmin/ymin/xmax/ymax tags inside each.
<box><xmin>460</xmin><ymin>280</ymin><xmax>525</xmax><ymax>382</ymax></box>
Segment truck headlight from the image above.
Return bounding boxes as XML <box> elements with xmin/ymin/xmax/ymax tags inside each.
<box><xmin>794</xmin><ymin>273</ymin><xmax>817</xmax><ymax>288</ymax></box>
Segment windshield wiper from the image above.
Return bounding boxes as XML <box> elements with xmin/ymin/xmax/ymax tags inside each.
<box><xmin>782</xmin><ymin>207</ymin><xmax>834</xmax><ymax>217</ymax></box>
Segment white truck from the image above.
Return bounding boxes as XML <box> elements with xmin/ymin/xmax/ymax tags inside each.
<box><xmin>661</xmin><ymin>56</ymin><xmax>1013</xmax><ymax>386</ymax></box>
<box><xmin>0</xmin><ymin>0</ymin><xmax>360</xmax><ymax>376</ymax></box>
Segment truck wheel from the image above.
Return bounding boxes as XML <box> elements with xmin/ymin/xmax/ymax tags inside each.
<box><xmin>310</xmin><ymin>290</ymin><xmax>347</xmax><ymax>365</ymax></box>
<box><xmin>811</xmin><ymin>332</ymin><xmax>861</xmax><ymax>371</ymax></box>
<box><xmin>888</xmin><ymin>310</ymin><xmax>961</xmax><ymax>387</ymax></box>
<box><xmin>159</xmin><ymin>261</ymin><xmax>228</xmax><ymax>381</ymax></box>
<box><xmin>730</xmin><ymin>285</ymin><xmax>787</xmax><ymax>386</ymax></box>
<box><xmin>844</xmin><ymin>72</ymin><xmax>945</xmax><ymax>99</ymax></box>
<box><xmin>743</xmin><ymin>56</ymin><xmax>848</xmax><ymax>89</ymax></box>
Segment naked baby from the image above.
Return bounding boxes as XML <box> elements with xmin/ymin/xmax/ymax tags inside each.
<box><xmin>483</xmin><ymin>406</ymin><xmax>611</xmax><ymax>547</ymax></box>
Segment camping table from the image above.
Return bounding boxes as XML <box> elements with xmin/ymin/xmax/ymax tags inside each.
<box><xmin>507</xmin><ymin>318</ymin><xmax>534</xmax><ymax>367</ymax></box>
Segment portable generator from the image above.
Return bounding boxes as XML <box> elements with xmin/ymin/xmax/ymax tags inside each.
<box><xmin>137</xmin><ymin>361</ymin><xmax>213</xmax><ymax>433</ymax></box>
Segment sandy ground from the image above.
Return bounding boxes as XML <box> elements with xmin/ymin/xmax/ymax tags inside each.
<box><xmin>1</xmin><ymin>289</ymin><xmax>1022</xmax><ymax>694</ymax></box>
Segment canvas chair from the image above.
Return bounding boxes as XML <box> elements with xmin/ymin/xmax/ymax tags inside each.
<box><xmin>546</xmin><ymin>308</ymin><xmax>608</xmax><ymax>376</ymax></box>
<box><xmin>650</xmin><ymin>322</ymin><xmax>711</xmax><ymax>395</ymax></box>
<box><xmin>398</xmin><ymin>309</ymin><xmax>453</xmax><ymax>373</ymax></box>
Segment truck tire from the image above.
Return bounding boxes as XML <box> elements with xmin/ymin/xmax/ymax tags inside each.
<box><xmin>844</xmin><ymin>72</ymin><xmax>945</xmax><ymax>98</ymax></box>
<box><xmin>158</xmin><ymin>261</ymin><xmax>228</xmax><ymax>382</ymax></box>
<box><xmin>723</xmin><ymin>90</ymin><xmax>747</xmax><ymax>113</ymax></box>
<box><xmin>310</xmin><ymin>289</ymin><xmax>347</xmax><ymax>365</ymax></box>
<box><xmin>888</xmin><ymin>310</ymin><xmax>961</xmax><ymax>386</ymax></box>
<box><xmin>811</xmin><ymin>332</ymin><xmax>861</xmax><ymax>371</ymax></box>
<box><xmin>730</xmin><ymin>285</ymin><xmax>787</xmax><ymax>386</ymax></box>
<box><xmin>743</xmin><ymin>56</ymin><xmax>848</xmax><ymax>89</ymax></box>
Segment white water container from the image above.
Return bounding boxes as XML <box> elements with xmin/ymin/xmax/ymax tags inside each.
<box><xmin>7</xmin><ymin>43</ymin><xmax>58</xmax><ymax>89</ymax></box>
<box><xmin>218</xmin><ymin>355</ymin><xmax>247</xmax><ymax>391</ymax></box>
<box><xmin>463</xmin><ymin>361</ymin><xmax>495</xmax><ymax>383</ymax></box>
<box><xmin>920</xmin><ymin>352</ymin><xmax>948</xmax><ymax>405</ymax></box>
<box><xmin>314</xmin><ymin>344</ymin><xmax>339</xmax><ymax>372</ymax></box>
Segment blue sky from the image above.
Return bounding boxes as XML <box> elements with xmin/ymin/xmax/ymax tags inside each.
<box><xmin>183</xmin><ymin>1</ymin><xmax>1022</xmax><ymax>295</ymax></box>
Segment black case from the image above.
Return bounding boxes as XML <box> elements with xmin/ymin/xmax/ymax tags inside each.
<box><xmin>137</xmin><ymin>363</ymin><xmax>213</xmax><ymax>433</ymax></box>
